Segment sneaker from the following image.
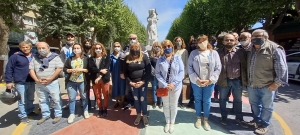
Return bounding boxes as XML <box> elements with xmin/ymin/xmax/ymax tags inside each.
<box><xmin>52</xmin><ymin>117</ymin><xmax>61</xmax><ymax>124</ymax></box>
<box><xmin>195</xmin><ymin>118</ymin><xmax>202</xmax><ymax>129</ymax></box>
<box><xmin>124</xmin><ymin>104</ymin><xmax>131</xmax><ymax>111</ymax></box>
<box><xmin>169</xmin><ymin>124</ymin><xmax>175</xmax><ymax>133</ymax></box>
<box><xmin>152</xmin><ymin>103</ymin><xmax>157</xmax><ymax>109</ymax></box>
<box><xmin>178</xmin><ymin>103</ymin><xmax>185</xmax><ymax>109</ymax></box>
<box><xmin>84</xmin><ymin>111</ymin><xmax>90</xmax><ymax>119</ymax></box>
<box><xmin>114</xmin><ymin>102</ymin><xmax>119</xmax><ymax>108</ymax></box>
<box><xmin>236</xmin><ymin>118</ymin><xmax>249</xmax><ymax>128</ymax></box>
<box><xmin>158</xmin><ymin>102</ymin><xmax>163</xmax><ymax>109</ymax></box>
<box><xmin>97</xmin><ymin>109</ymin><xmax>103</xmax><ymax>118</ymax></box>
<box><xmin>203</xmin><ymin>120</ymin><xmax>211</xmax><ymax>131</ymax></box>
<box><xmin>37</xmin><ymin>116</ymin><xmax>50</xmax><ymax>125</ymax></box>
<box><xmin>103</xmin><ymin>109</ymin><xmax>108</xmax><ymax>117</ymax></box>
<box><xmin>221</xmin><ymin>116</ymin><xmax>227</xmax><ymax>125</ymax></box>
<box><xmin>68</xmin><ymin>114</ymin><xmax>75</xmax><ymax>124</ymax></box>
<box><xmin>21</xmin><ymin>117</ymin><xmax>30</xmax><ymax>123</ymax></box>
<box><xmin>27</xmin><ymin>112</ymin><xmax>38</xmax><ymax>117</ymax></box>
<box><xmin>134</xmin><ymin>115</ymin><xmax>141</xmax><ymax>125</ymax></box>
<box><xmin>255</xmin><ymin>126</ymin><xmax>268</xmax><ymax>135</ymax></box>
<box><xmin>143</xmin><ymin>116</ymin><xmax>149</xmax><ymax>126</ymax></box>
<box><xmin>164</xmin><ymin>124</ymin><xmax>170</xmax><ymax>133</ymax></box>
<box><xmin>187</xmin><ymin>102</ymin><xmax>194</xmax><ymax>109</ymax></box>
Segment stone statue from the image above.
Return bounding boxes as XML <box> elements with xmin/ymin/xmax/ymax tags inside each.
<box><xmin>146</xmin><ymin>9</ymin><xmax>158</xmax><ymax>46</ymax></box>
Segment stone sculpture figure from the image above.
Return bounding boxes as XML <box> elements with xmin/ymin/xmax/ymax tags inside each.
<box><xmin>147</xmin><ymin>9</ymin><xmax>158</xmax><ymax>46</ymax></box>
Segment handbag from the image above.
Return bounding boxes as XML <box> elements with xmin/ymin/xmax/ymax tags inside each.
<box><xmin>156</xmin><ymin>56</ymin><xmax>173</xmax><ymax>97</ymax></box>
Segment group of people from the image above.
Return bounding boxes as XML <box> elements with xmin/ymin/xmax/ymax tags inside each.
<box><xmin>4</xmin><ymin>29</ymin><xmax>288</xmax><ymax>135</ymax></box>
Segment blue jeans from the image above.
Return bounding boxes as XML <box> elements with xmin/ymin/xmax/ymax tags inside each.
<box><xmin>131</xmin><ymin>83</ymin><xmax>148</xmax><ymax>115</ymax></box>
<box><xmin>15</xmin><ymin>82</ymin><xmax>36</xmax><ymax>119</ymax></box>
<box><xmin>67</xmin><ymin>81</ymin><xmax>88</xmax><ymax>114</ymax></box>
<box><xmin>192</xmin><ymin>83</ymin><xmax>215</xmax><ymax>118</ymax></box>
<box><xmin>219</xmin><ymin>78</ymin><xmax>243</xmax><ymax>119</ymax></box>
<box><xmin>151</xmin><ymin>78</ymin><xmax>162</xmax><ymax>103</ymax></box>
<box><xmin>247</xmin><ymin>87</ymin><xmax>275</xmax><ymax>127</ymax></box>
<box><xmin>36</xmin><ymin>80</ymin><xmax>62</xmax><ymax>118</ymax></box>
<box><xmin>214</xmin><ymin>84</ymin><xmax>220</xmax><ymax>98</ymax></box>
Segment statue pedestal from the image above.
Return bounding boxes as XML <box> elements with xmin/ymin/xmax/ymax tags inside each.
<box><xmin>145</xmin><ymin>45</ymin><xmax>152</xmax><ymax>51</ymax></box>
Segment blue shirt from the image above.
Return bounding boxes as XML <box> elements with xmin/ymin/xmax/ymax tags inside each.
<box><xmin>155</xmin><ymin>55</ymin><xmax>184</xmax><ymax>91</ymax></box>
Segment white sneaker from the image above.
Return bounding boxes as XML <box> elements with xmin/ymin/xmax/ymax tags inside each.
<box><xmin>195</xmin><ymin>118</ymin><xmax>202</xmax><ymax>129</ymax></box>
<box><xmin>164</xmin><ymin>124</ymin><xmax>170</xmax><ymax>133</ymax></box>
<box><xmin>203</xmin><ymin>120</ymin><xmax>211</xmax><ymax>131</ymax></box>
<box><xmin>84</xmin><ymin>111</ymin><xmax>90</xmax><ymax>119</ymax></box>
<box><xmin>68</xmin><ymin>114</ymin><xmax>75</xmax><ymax>124</ymax></box>
<box><xmin>169</xmin><ymin>124</ymin><xmax>175</xmax><ymax>133</ymax></box>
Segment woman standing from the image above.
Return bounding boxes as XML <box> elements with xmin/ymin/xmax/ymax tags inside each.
<box><xmin>63</xmin><ymin>43</ymin><xmax>90</xmax><ymax>124</ymax></box>
<box><xmin>173</xmin><ymin>36</ymin><xmax>188</xmax><ymax>109</ymax></box>
<box><xmin>155</xmin><ymin>40</ymin><xmax>184</xmax><ymax>133</ymax></box>
<box><xmin>110</xmin><ymin>42</ymin><xmax>126</xmax><ymax>108</ymax></box>
<box><xmin>149</xmin><ymin>42</ymin><xmax>163</xmax><ymax>109</ymax></box>
<box><xmin>124</xmin><ymin>42</ymin><xmax>151</xmax><ymax>126</ymax></box>
<box><xmin>88</xmin><ymin>42</ymin><xmax>111</xmax><ymax>117</ymax></box>
<box><xmin>188</xmin><ymin>35</ymin><xmax>221</xmax><ymax>130</ymax></box>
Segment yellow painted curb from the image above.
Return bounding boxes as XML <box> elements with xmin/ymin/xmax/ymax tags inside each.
<box><xmin>0</xmin><ymin>83</ymin><xmax>6</xmax><ymax>87</ymax></box>
<box><xmin>12</xmin><ymin>123</ymin><xmax>27</xmax><ymax>135</ymax></box>
<box><xmin>273</xmin><ymin>112</ymin><xmax>293</xmax><ymax>135</ymax></box>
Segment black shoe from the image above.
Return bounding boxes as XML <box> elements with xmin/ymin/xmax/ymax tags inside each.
<box><xmin>236</xmin><ymin>118</ymin><xmax>249</xmax><ymax>128</ymax></box>
<box><xmin>229</xmin><ymin>108</ymin><xmax>235</xmax><ymax>114</ymax></box>
<box><xmin>152</xmin><ymin>102</ymin><xmax>157</xmax><ymax>109</ymax></box>
<box><xmin>97</xmin><ymin>109</ymin><xmax>103</xmax><ymax>118</ymax></box>
<box><xmin>21</xmin><ymin>117</ymin><xmax>30</xmax><ymax>123</ymax></box>
<box><xmin>178</xmin><ymin>103</ymin><xmax>185</xmax><ymax>109</ymax></box>
<box><xmin>158</xmin><ymin>102</ymin><xmax>163</xmax><ymax>109</ymax></box>
<box><xmin>123</xmin><ymin>104</ymin><xmax>131</xmax><ymax>111</ymax></box>
<box><xmin>103</xmin><ymin>109</ymin><xmax>108</xmax><ymax>117</ymax></box>
<box><xmin>27</xmin><ymin>112</ymin><xmax>38</xmax><ymax>117</ymax></box>
<box><xmin>221</xmin><ymin>116</ymin><xmax>227</xmax><ymax>125</ymax></box>
<box><xmin>187</xmin><ymin>102</ymin><xmax>194</xmax><ymax>109</ymax></box>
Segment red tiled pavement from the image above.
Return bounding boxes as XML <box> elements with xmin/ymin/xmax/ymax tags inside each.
<box><xmin>52</xmin><ymin>107</ymin><xmax>140</xmax><ymax>135</ymax></box>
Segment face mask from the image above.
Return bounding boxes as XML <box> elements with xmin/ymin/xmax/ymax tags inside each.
<box><xmin>251</xmin><ymin>38</ymin><xmax>265</xmax><ymax>46</ymax></box>
<box><xmin>85</xmin><ymin>45</ymin><xmax>91</xmax><ymax>49</ymax></box>
<box><xmin>240</xmin><ymin>40</ymin><xmax>249</xmax><ymax>46</ymax></box>
<box><xmin>154</xmin><ymin>47</ymin><xmax>160</xmax><ymax>52</ymax></box>
<box><xmin>224</xmin><ymin>44</ymin><xmax>235</xmax><ymax>49</ymax></box>
<box><xmin>95</xmin><ymin>49</ymin><xmax>102</xmax><ymax>54</ymax></box>
<box><xmin>114</xmin><ymin>47</ymin><xmax>121</xmax><ymax>52</ymax></box>
<box><xmin>198</xmin><ymin>41</ymin><xmax>208</xmax><ymax>49</ymax></box>
<box><xmin>130</xmin><ymin>40</ymin><xmax>137</xmax><ymax>44</ymax></box>
<box><xmin>66</xmin><ymin>40</ymin><xmax>74</xmax><ymax>45</ymax></box>
<box><xmin>175</xmin><ymin>42</ymin><xmax>182</xmax><ymax>46</ymax></box>
<box><xmin>164</xmin><ymin>48</ymin><xmax>173</xmax><ymax>54</ymax></box>
<box><xmin>130</xmin><ymin>50</ymin><xmax>140</xmax><ymax>56</ymax></box>
<box><xmin>73</xmin><ymin>49</ymin><xmax>82</xmax><ymax>54</ymax></box>
<box><xmin>38</xmin><ymin>49</ymin><xmax>49</xmax><ymax>56</ymax></box>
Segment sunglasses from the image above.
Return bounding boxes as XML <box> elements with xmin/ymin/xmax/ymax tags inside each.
<box><xmin>163</xmin><ymin>45</ymin><xmax>172</xmax><ymax>48</ymax></box>
<box><xmin>224</xmin><ymin>39</ymin><xmax>235</xmax><ymax>42</ymax></box>
<box><xmin>129</xmin><ymin>38</ymin><xmax>137</xmax><ymax>40</ymax></box>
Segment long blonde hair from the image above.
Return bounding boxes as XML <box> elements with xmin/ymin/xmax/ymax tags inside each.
<box><xmin>161</xmin><ymin>40</ymin><xmax>175</xmax><ymax>55</ymax></box>
<box><xmin>126</xmin><ymin>42</ymin><xmax>143</xmax><ymax>63</ymax></box>
<box><xmin>150</xmin><ymin>41</ymin><xmax>163</xmax><ymax>57</ymax></box>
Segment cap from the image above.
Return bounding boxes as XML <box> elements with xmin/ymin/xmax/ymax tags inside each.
<box><xmin>66</xmin><ymin>32</ymin><xmax>75</xmax><ymax>37</ymax></box>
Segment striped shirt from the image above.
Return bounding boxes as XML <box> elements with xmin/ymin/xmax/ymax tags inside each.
<box><xmin>224</xmin><ymin>48</ymin><xmax>241</xmax><ymax>79</ymax></box>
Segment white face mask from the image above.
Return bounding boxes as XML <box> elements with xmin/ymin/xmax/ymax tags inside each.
<box><xmin>130</xmin><ymin>40</ymin><xmax>137</xmax><ymax>44</ymax></box>
<box><xmin>154</xmin><ymin>47</ymin><xmax>160</xmax><ymax>52</ymax></box>
<box><xmin>73</xmin><ymin>49</ymin><xmax>82</xmax><ymax>54</ymax></box>
<box><xmin>114</xmin><ymin>47</ymin><xmax>121</xmax><ymax>52</ymax></box>
<box><xmin>198</xmin><ymin>41</ymin><xmax>208</xmax><ymax>49</ymax></box>
<box><xmin>66</xmin><ymin>40</ymin><xmax>74</xmax><ymax>45</ymax></box>
<box><xmin>240</xmin><ymin>40</ymin><xmax>250</xmax><ymax>46</ymax></box>
<box><xmin>95</xmin><ymin>49</ymin><xmax>102</xmax><ymax>54</ymax></box>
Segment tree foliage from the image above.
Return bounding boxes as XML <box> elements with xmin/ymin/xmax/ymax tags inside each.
<box><xmin>167</xmin><ymin>0</ymin><xmax>297</xmax><ymax>44</ymax></box>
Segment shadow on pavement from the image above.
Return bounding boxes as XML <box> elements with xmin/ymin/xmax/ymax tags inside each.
<box><xmin>275</xmin><ymin>80</ymin><xmax>300</xmax><ymax>103</ymax></box>
<box><xmin>0</xmin><ymin>108</ymin><xmax>19</xmax><ymax>128</ymax></box>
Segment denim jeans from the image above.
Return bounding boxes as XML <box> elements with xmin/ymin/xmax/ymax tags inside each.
<box><xmin>36</xmin><ymin>79</ymin><xmax>62</xmax><ymax>118</ymax></box>
<box><xmin>131</xmin><ymin>83</ymin><xmax>148</xmax><ymax>115</ymax></box>
<box><xmin>219</xmin><ymin>78</ymin><xmax>243</xmax><ymax>119</ymax></box>
<box><xmin>247</xmin><ymin>87</ymin><xmax>275</xmax><ymax>127</ymax></box>
<box><xmin>15</xmin><ymin>82</ymin><xmax>35</xmax><ymax>119</ymax></box>
<box><xmin>67</xmin><ymin>81</ymin><xmax>88</xmax><ymax>114</ymax></box>
<box><xmin>214</xmin><ymin>84</ymin><xmax>220</xmax><ymax>98</ymax></box>
<box><xmin>191</xmin><ymin>83</ymin><xmax>215</xmax><ymax>118</ymax></box>
<box><xmin>151</xmin><ymin>78</ymin><xmax>162</xmax><ymax>103</ymax></box>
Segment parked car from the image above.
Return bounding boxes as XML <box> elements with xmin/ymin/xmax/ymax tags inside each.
<box><xmin>8</xmin><ymin>45</ymin><xmax>60</xmax><ymax>58</ymax></box>
<box><xmin>286</xmin><ymin>52</ymin><xmax>300</xmax><ymax>81</ymax></box>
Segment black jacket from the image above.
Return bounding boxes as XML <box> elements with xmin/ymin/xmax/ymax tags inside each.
<box><xmin>88</xmin><ymin>55</ymin><xmax>111</xmax><ymax>84</ymax></box>
<box><xmin>63</xmin><ymin>56</ymin><xmax>89</xmax><ymax>84</ymax></box>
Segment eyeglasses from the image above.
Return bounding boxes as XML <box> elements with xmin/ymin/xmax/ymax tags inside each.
<box><xmin>163</xmin><ymin>45</ymin><xmax>172</xmax><ymax>48</ymax></box>
<box><xmin>224</xmin><ymin>39</ymin><xmax>235</xmax><ymax>42</ymax></box>
<box><xmin>129</xmin><ymin>38</ymin><xmax>137</xmax><ymax>40</ymax></box>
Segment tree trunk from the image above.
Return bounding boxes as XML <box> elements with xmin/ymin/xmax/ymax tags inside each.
<box><xmin>0</xmin><ymin>16</ymin><xmax>10</xmax><ymax>82</ymax></box>
<box><xmin>295</xmin><ymin>0</ymin><xmax>300</xmax><ymax>17</ymax></box>
<box><xmin>264</xmin><ymin>3</ymin><xmax>289</xmax><ymax>34</ymax></box>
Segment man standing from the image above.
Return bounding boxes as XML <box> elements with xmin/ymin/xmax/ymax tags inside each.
<box><xmin>5</xmin><ymin>41</ymin><xmax>38</xmax><ymax>123</ymax></box>
<box><xmin>187</xmin><ymin>36</ymin><xmax>197</xmax><ymax>108</ymax></box>
<box><xmin>29</xmin><ymin>42</ymin><xmax>64</xmax><ymax>125</ymax></box>
<box><xmin>217</xmin><ymin>34</ymin><xmax>248</xmax><ymax>128</ymax></box>
<box><xmin>239</xmin><ymin>32</ymin><xmax>252</xmax><ymax>50</ymax></box>
<box><xmin>246</xmin><ymin>29</ymin><xmax>288</xmax><ymax>134</ymax></box>
<box><xmin>120</xmin><ymin>34</ymin><xmax>149</xmax><ymax>111</ymax></box>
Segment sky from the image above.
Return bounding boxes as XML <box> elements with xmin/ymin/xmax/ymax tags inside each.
<box><xmin>123</xmin><ymin>0</ymin><xmax>187</xmax><ymax>42</ymax></box>
<box><xmin>123</xmin><ymin>0</ymin><xmax>263</xmax><ymax>42</ymax></box>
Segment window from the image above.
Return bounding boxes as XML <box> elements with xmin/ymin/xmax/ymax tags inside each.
<box><xmin>23</xmin><ymin>16</ymin><xmax>33</xmax><ymax>25</ymax></box>
<box><xmin>287</xmin><ymin>53</ymin><xmax>300</xmax><ymax>62</ymax></box>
